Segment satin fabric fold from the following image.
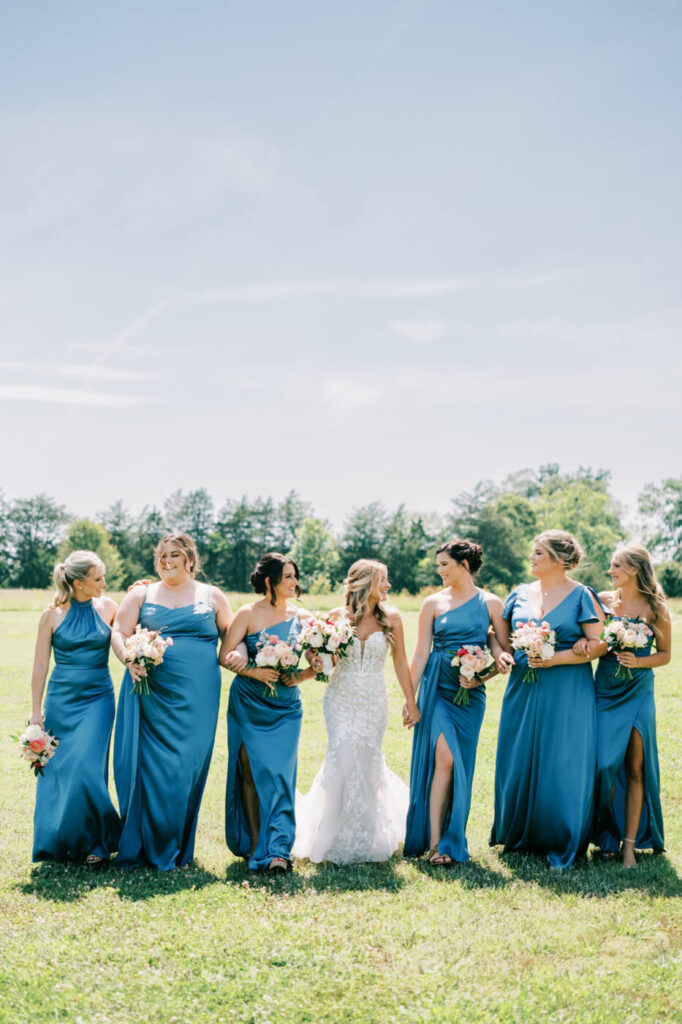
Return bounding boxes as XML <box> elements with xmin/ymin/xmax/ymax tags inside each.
<box><xmin>490</xmin><ymin>584</ymin><xmax>598</xmax><ymax>869</ymax></box>
<box><xmin>114</xmin><ymin>600</ymin><xmax>221</xmax><ymax>870</ymax></box>
<box><xmin>33</xmin><ymin>599</ymin><xmax>120</xmax><ymax>862</ymax></box>
<box><xmin>225</xmin><ymin>617</ymin><xmax>302</xmax><ymax>870</ymax></box>
<box><xmin>404</xmin><ymin>593</ymin><xmax>489</xmax><ymax>863</ymax></box>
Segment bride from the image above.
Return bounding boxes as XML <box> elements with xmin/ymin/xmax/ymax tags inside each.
<box><xmin>293</xmin><ymin>559</ymin><xmax>420</xmax><ymax>864</ymax></box>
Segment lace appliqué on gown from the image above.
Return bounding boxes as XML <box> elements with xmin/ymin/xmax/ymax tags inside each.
<box><xmin>293</xmin><ymin>630</ymin><xmax>408</xmax><ymax>864</ymax></box>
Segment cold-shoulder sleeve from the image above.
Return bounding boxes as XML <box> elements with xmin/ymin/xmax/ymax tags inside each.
<box><xmin>577</xmin><ymin>586</ymin><xmax>601</xmax><ymax>624</ymax></box>
<box><xmin>503</xmin><ymin>587</ymin><xmax>520</xmax><ymax>622</ymax></box>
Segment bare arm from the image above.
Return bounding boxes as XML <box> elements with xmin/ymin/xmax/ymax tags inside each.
<box><xmin>219</xmin><ymin>606</ymin><xmax>279</xmax><ymax>688</ymax></box>
<box><xmin>110</xmin><ymin>586</ymin><xmax>147</xmax><ymax>683</ymax></box>
<box><xmin>409</xmin><ymin>597</ymin><xmax>436</xmax><ymax>695</ymax></box>
<box><xmin>211</xmin><ymin>588</ymin><xmax>248</xmax><ymax>672</ymax></box>
<box><xmin>386</xmin><ymin>610</ymin><xmax>419</xmax><ymax>727</ymax></box>
<box><xmin>29</xmin><ymin>608</ymin><xmax>55</xmax><ymax>726</ymax></box>
<box><xmin>485</xmin><ymin>594</ymin><xmax>513</xmax><ymax>676</ymax></box>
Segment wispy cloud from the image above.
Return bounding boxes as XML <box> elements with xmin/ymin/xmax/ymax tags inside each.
<box><xmin>390</xmin><ymin>319</ymin><xmax>444</xmax><ymax>344</ymax></box>
<box><xmin>0</xmin><ymin>361</ymin><xmax>153</xmax><ymax>382</ymax></box>
<box><xmin>0</xmin><ymin>385</ymin><xmax>148</xmax><ymax>407</ymax></box>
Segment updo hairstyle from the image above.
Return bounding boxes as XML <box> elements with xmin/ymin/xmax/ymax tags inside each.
<box><xmin>344</xmin><ymin>559</ymin><xmax>393</xmax><ymax>643</ymax></box>
<box><xmin>250</xmin><ymin>552</ymin><xmax>301</xmax><ymax>606</ymax></box>
<box><xmin>153</xmin><ymin>533</ymin><xmax>200</xmax><ymax>578</ymax></box>
<box><xmin>436</xmin><ymin>538</ymin><xmax>483</xmax><ymax>575</ymax></box>
<box><xmin>53</xmin><ymin>550</ymin><xmax>104</xmax><ymax>606</ymax></box>
<box><xmin>534</xmin><ymin>530</ymin><xmax>583</xmax><ymax>570</ymax></box>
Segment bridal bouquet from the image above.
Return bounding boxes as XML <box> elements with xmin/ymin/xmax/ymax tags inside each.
<box><xmin>511</xmin><ymin>621</ymin><xmax>556</xmax><ymax>682</ymax></box>
<box><xmin>123</xmin><ymin>625</ymin><xmax>173</xmax><ymax>695</ymax></box>
<box><xmin>298</xmin><ymin>616</ymin><xmax>355</xmax><ymax>682</ymax></box>
<box><xmin>253</xmin><ymin>631</ymin><xmax>302</xmax><ymax>697</ymax></box>
<box><xmin>14</xmin><ymin>723</ymin><xmax>60</xmax><ymax>776</ymax></box>
<box><xmin>601</xmin><ymin>616</ymin><xmax>653</xmax><ymax>681</ymax></box>
<box><xmin>449</xmin><ymin>645</ymin><xmax>489</xmax><ymax>706</ymax></box>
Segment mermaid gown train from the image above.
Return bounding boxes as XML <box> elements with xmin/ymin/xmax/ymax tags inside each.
<box><xmin>490</xmin><ymin>584</ymin><xmax>598</xmax><ymax>869</ymax></box>
<box><xmin>33</xmin><ymin>598</ymin><xmax>120</xmax><ymax>862</ymax></box>
<box><xmin>404</xmin><ymin>592</ymin><xmax>490</xmax><ymax>863</ymax></box>
<box><xmin>293</xmin><ymin>630</ymin><xmax>408</xmax><ymax>864</ymax></box>
<box><xmin>114</xmin><ymin>595</ymin><xmax>221</xmax><ymax>870</ymax></box>
<box><xmin>225</xmin><ymin>617</ymin><xmax>303</xmax><ymax>871</ymax></box>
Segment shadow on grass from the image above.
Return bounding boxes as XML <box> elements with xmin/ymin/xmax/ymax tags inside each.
<box><xmin>494</xmin><ymin>848</ymin><xmax>682</xmax><ymax>898</ymax></box>
<box><xmin>224</xmin><ymin>855</ymin><xmax>406</xmax><ymax>893</ymax></box>
<box><xmin>21</xmin><ymin>861</ymin><xmax>221</xmax><ymax>902</ymax></box>
<box><xmin>412</xmin><ymin>856</ymin><xmax>511</xmax><ymax>889</ymax></box>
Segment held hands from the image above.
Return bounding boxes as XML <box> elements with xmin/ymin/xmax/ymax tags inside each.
<box><xmin>249</xmin><ymin>667</ymin><xmax>280</xmax><ymax>693</ymax></box>
<box><xmin>127</xmin><ymin>661</ymin><xmax>148</xmax><ymax>683</ymax></box>
<box><xmin>572</xmin><ymin>638</ymin><xmax>590</xmax><ymax>658</ymax></box>
<box><xmin>528</xmin><ymin>654</ymin><xmax>557</xmax><ymax>669</ymax></box>
<box><xmin>223</xmin><ymin>651</ymin><xmax>248</xmax><ymax>673</ymax></box>
<box><xmin>616</xmin><ymin>650</ymin><xmax>637</xmax><ymax>669</ymax></box>
<box><xmin>496</xmin><ymin>651</ymin><xmax>515</xmax><ymax>674</ymax></box>
<box><xmin>402</xmin><ymin>701</ymin><xmax>421</xmax><ymax>729</ymax></box>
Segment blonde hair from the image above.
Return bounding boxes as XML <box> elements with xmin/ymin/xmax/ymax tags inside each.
<box><xmin>614</xmin><ymin>544</ymin><xmax>668</xmax><ymax>625</ymax></box>
<box><xmin>535</xmin><ymin>530</ymin><xmax>584</xmax><ymax>570</ymax></box>
<box><xmin>154</xmin><ymin>533</ymin><xmax>200</xmax><ymax>578</ymax></box>
<box><xmin>343</xmin><ymin>559</ymin><xmax>394</xmax><ymax>643</ymax></box>
<box><xmin>53</xmin><ymin>551</ymin><xmax>104</xmax><ymax>606</ymax></box>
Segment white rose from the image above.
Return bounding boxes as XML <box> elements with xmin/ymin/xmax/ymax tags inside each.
<box><xmin>541</xmin><ymin>643</ymin><xmax>554</xmax><ymax>660</ymax></box>
<box><xmin>23</xmin><ymin>724</ymin><xmax>44</xmax><ymax>741</ymax></box>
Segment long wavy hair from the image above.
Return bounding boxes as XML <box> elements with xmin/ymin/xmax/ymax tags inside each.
<box><xmin>343</xmin><ymin>559</ymin><xmax>394</xmax><ymax>643</ymax></box>
<box><xmin>615</xmin><ymin>544</ymin><xmax>668</xmax><ymax>624</ymax></box>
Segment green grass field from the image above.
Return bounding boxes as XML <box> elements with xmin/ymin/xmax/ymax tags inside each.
<box><xmin>1</xmin><ymin>590</ymin><xmax>681</xmax><ymax>1024</ymax></box>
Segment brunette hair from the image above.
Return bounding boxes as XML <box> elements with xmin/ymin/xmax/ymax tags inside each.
<box><xmin>534</xmin><ymin>529</ymin><xmax>583</xmax><ymax>570</ymax></box>
<box><xmin>436</xmin><ymin>538</ymin><xmax>483</xmax><ymax>575</ymax></box>
<box><xmin>153</xmin><ymin>533</ymin><xmax>200</xmax><ymax>578</ymax></box>
<box><xmin>615</xmin><ymin>544</ymin><xmax>668</xmax><ymax>625</ymax></box>
<box><xmin>53</xmin><ymin>551</ymin><xmax>104</xmax><ymax>606</ymax></box>
<box><xmin>250</xmin><ymin>552</ymin><xmax>301</xmax><ymax>605</ymax></box>
<box><xmin>343</xmin><ymin>559</ymin><xmax>394</xmax><ymax>643</ymax></box>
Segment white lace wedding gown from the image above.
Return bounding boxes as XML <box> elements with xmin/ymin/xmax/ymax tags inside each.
<box><xmin>292</xmin><ymin>630</ymin><xmax>409</xmax><ymax>864</ymax></box>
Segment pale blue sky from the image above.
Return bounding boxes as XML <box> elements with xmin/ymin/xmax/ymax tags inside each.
<box><xmin>1</xmin><ymin>1</ymin><xmax>680</xmax><ymax>527</ymax></box>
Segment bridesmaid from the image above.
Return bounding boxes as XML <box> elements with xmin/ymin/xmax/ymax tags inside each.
<box><xmin>220</xmin><ymin>552</ymin><xmax>321</xmax><ymax>873</ymax></box>
<box><xmin>112</xmin><ymin>533</ymin><xmax>236</xmax><ymax>870</ymax></box>
<box><xmin>490</xmin><ymin>530</ymin><xmax>604</xmax><ymax>869</ymax></box>
<box><xmin>404</xmin><ymin>539</ymin><xmax>508</xmax><ymax>865</ymax></box>
<box><xmin>30</xmin><ymin>551</ymin><xmax>120</xmax><ymax>866</ymax></box>
<box><xmin>576</xmin><ymin>546</ymin><xmax>670</xmax><ymax>866</ymax></box>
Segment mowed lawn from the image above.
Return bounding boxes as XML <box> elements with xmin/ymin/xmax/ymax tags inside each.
<box><xmin>1</xmin><ymin>590</ymin><xmax>681</xmax><ymax>1024</ymax></box>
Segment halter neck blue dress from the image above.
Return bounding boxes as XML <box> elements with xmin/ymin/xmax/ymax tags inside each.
<box><xmin>490</xmin><ymin>584</ymin><xmax>599</xmax><ymax>869</ymax></box>
<box><xmin>594</xmin><ymin>619</ymin><xmax>664</xmax><ymax>854</ymax></box>
<box><xmin>33</xmin><ymin>599</ymin><xmax>121</xmax><ymax>862</ymax></box>
<box><xmin>114</xmin><ymin>592</ymin><xmax>221</xmax><ymax>870</ymax></box>
<box><xmin>404</xmin><ymin>592</ymin><xmax>490</xmax><ymax>863</ymax></box>
<box><xmin>225</xmin><ymin>617</ymin><xmax>303</xmax><ymax>871</ymax></box>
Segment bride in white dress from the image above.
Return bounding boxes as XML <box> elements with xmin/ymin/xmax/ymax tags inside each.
<box><xmin>293</xmin><ymin>559</ymin><xmax>420</xmax><ymax>864</ymax></box>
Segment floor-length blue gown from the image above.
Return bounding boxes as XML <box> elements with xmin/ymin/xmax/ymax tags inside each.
<box><xmin>226</xmin><ymin>617</ymin><xmax>303</xmax><ymax>871</ymax></box>
<box><xmin>594</xmin><ymin>621</ymin><xmax>664</xmax><ymax>854</ymax></box>
<box><xmin>404</xmin><ymin>593</ymin><xmax>490</xmax><ymax>863</ymax></box>
<box><xmin>490</xmin><ymin>584</ymin><xmax>598</xmax><ymax>869</ymax></box>
<box><xmin>114</xmin><ymin>596</ymin><xmax>221</xmax><ymax>869</ymax></box>
<box><xmin>33</xmin><ymin>598</ymin><xmax>121</xmax><ymax>862</ymax></box>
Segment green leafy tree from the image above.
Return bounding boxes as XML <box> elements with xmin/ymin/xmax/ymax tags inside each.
<box><xmin>658</xmin><ymin>561</ymin><xmax>682</xmax><ymax>598</ymax></box>
<box><xmin>57</xmin><ymin>519</ymin><xmax>124</xmax><ymax>589</ymax></box>
<box><xmin>638</xmin><ymin>477</ymin><xmax>682</xmax><ymax>561</ymax></box>
<box><xmin>164</xmin><ymin>489</ymin><xmax>215</xmax><ymax>562</ymax></box>
<box><xmin>131</xmin><ymin>506</ymin><xmax>167</xmax><ymax>580</ymax></box>
<box><xmin>5</xmin><ymin>494</ymin><xmax>69</xmax><ymax>588</ymax></box>
<box><xmin>0</xmin><ymin>491</ymin><xmax>11</xmax><ymax>587</ymax></box>
<box><xmin>382</xmin><ymin>506</ymin><xmax>435</xmax><ymax>594</ymax></box>
<box><xmin>339</xmin><ymin>502</ymin><xmax>389</xmax><ymax>572</ymax></box>
<box><xmin>291</xmin><ymin>517</ymin><xmax>340</xmax><ymax>593</ymax></box>
<box><xmin>211</xmin><ymin>496</ymin><xmax>278</xmax><ymax>591</ymax></box>
<box><xmin>450</xmin><ymin>492</ymin><xmax>537</xmax><ymax>594</ymax></box>
<box><xmin>274</xmin><ymin>491</ymin><xmax>314</xmax><ymax>553</ymax></box>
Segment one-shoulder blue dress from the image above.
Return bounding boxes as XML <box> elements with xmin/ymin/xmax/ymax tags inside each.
<box><xmin>404</xmin><ymin>592</ymin><xmax>490</xmax><ymax>863</ymax></box>
<box><xmin>490</xmin><ymin>584</ymin><xmax>598</xmax><ymax>869</ymax></box>
<box><xmin>33</xmin><ymin>599</ymin><xmax>121</xmax><ymax>862</ymax></box>
<box><xmin>114</xmin><ymin>595</ymin><xmax>221</xmax><ymax>870</ymax></box>
<box><xmin>225</xmin><ymin>617</ymin><xmax>303</xmax><ymax>871</ymax></box>
<box><xmin>594</xmin><ymin>621</ymin><xmax>664</xmax><ymax>854</ymax></box>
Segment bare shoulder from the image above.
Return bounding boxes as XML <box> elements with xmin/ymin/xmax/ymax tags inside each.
<box><xmin>383</xmin><ymin>604</ymin><xmax>403</xmax><ymax>624</ymax></box>
<box><xmin>39</xmin><ymin>604</ymin><xmax>59</xmax><ymax>629</ymax></box>
<box><xmin>96</xmin><ymin>595</ymin><xmax>118</xmax><ymax>619</ymax></box>
<box><xmin>420</xmin><ymin>592</ymin><xmax>440</xmax><ymax>613</ymax></box>
<box><xmin>295</xmin><ymin>607</ymin><xmax>316</xmax><ymax>622</ymax></box>
<box><xmin>482</xmin><ymin>590</ymin><xmax>504</xmax><ymax>612</ymax></box>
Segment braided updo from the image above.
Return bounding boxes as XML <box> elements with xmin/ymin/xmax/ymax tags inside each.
<box><xmin>436</xmin><ymin>538</ymin><xmax>484</xmax><ymax>575</ymax></box>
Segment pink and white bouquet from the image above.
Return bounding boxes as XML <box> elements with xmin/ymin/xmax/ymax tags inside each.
<box><xmin>123</xmin><ymin>625</ymin><xmax>173</xmax><ymax>695</ymax></box>
<box><xmin>448</xmin><ymin>645</ymin><xmax>490</xmax><ymax>706</ymax></box>
<box><xmin>601</xmin><ymin>616</ymin><xmax>653</xmax><ymax>681</ymax></box>
<box><xmin>14</xmin><ymin>723</ymin><xmax>59</xmax><ymax>776</ymax></box>
<box><xmin>511</xmin><ymin>621</ymin><xmax>556</xmax><ymax>682</ymax></box>
<box><xmin>253</xmin><ymin>630</ymin><xmax>302</xmax><ymax>697</ymax></box>
<box><xmin>298</xmin><ymin>615</ymin><xmax>355</xmax><ymax>681</ymax></box>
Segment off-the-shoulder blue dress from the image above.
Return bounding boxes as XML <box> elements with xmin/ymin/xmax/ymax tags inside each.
<box><xmin>490</xmin><ymin>584</ymin><xmax>599</xmax><ymax>869</ymax></box>
<box><xmin>404</xmin><ymin>592</ymin><xmax>490</xmax><ymax>862</ymax></box>
<box><xmin>33</xmin><ymin>598</ymin><xmax>121</xmax><ymax>862</ymax></box>
<box><xmin>114</xmin><ymin>593</ymin><xmax>221</xmax><ymax>869</ymax></box>
<box><xmin>225</xmin><ymin>617</ymin><xmax>303</xmax><ymax>870</ymax></box>
<box><xmin>594</xmin><ymin>620</ymin><xmax>664</xmax><ymax>854</ymax></box>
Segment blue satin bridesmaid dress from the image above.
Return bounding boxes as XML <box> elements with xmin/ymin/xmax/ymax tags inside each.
<box><xmin>33</xmin><ymin>598</ymin><xmax>121</xmax><ymax>862</ymax></box>
<box><xmin>490</xmin><ymin>584</ymin><xmax>598</xmax><ymax>869</ymax></box>
<box><xmin>594</xmin><ymin>622</ymin><xmax>664</xmax><ymax>854</ymax></box>
<box><xmin>225</xmin><ymin>617</ymin><xmax>303</xmax><ymax>870</ymax></box>
<box><xmin>114</xmin><ymin>590</ymin><xmax>221</xmax><ymax>869</ymax></box>
<box><xmin>404</xmin><ymin>592</ymin><xmax>490</xmax><ymax>863</ymax></box>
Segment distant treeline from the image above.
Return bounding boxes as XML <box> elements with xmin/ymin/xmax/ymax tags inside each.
<box><xmin>1</xmin><ymin>466</ymin><xmax>681</xmax><ymax>596</ymax></box>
